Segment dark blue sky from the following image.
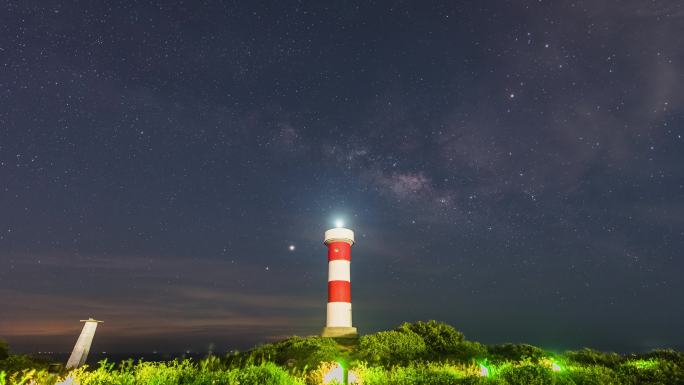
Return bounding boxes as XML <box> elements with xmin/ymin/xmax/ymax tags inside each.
<box><xmin>1</xmin><ymin>0</ymin><xmax>683</xmax><ymax>354</ymax></box>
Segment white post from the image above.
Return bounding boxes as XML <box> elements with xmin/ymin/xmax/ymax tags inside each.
<box><xmin>65</xmin><ymin>318</ymin><xmax>103</xmax><ymax>369</ymax></box>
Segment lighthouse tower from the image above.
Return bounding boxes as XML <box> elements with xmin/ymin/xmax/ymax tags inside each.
<box><xmin>321</xmin><ymin>225</ymin><xmax>358</xmax><ymax>338</ymax></box>
<box><xmin>65</xmin><ymin>318</ymin><xmax>103</xmax><ymax>369</ymax></box>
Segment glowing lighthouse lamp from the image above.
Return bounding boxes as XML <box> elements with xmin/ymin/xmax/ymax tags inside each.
<box><xmin>321</xmin><ymin>219</ymin><xmax>358</xmax><ymax>338</ymax></box>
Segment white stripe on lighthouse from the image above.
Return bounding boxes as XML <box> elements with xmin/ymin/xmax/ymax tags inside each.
<box><xmin>328</xmin><ymin>260</ymin><xmax>351</xmax><ymax>282</ymax></box>
<box><xmin>326</xmin><ymin>302</ymin><xmax>352</xmax><ymax>327</ymax></box>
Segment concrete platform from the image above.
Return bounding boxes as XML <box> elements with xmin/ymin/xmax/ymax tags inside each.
<box><xmin>321</xmin><ymin>326</ymin><xmax>358</xmax><ymax>338</ymax></box>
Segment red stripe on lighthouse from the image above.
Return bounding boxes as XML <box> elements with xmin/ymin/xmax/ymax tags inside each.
<box><xmin>328</xmin><ymin>280</ymin><xmax>351</xmax><ymax>302</ymax></box>
<box><xmin>327</xmin><ymin>242</ymin><xmax>351</xmax><ymax>261</ymax></box>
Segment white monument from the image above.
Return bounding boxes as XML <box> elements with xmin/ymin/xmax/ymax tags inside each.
<box><xmin>65</xmin><ymin>318</ymin><xmax>103</xmax><ymax>369</ymax></box>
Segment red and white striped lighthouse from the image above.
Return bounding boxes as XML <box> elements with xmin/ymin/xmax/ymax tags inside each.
<box><xmin>321</xmin><ymin>225</ymin><xmax>358</xmax><ymax>338</ymax></box>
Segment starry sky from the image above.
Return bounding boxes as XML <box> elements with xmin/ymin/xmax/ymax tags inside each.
<box><xmin>1</xmin><ymin>1</ymin><xmax>683</xmax><ymax>354</ymax></box>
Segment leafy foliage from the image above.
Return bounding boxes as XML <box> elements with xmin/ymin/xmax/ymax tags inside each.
<box><xmin>358</xmin><ymin>329</ymin><xmax>427</xmax><ymax>366</ymax></box>
<box><xmin>0</xmin><ymin>354</ymin><xmax>49</xmax><ymax>374</ymax></box>
<box><xmin>354</xmin><ymin>361</ymin><xmax>479</xmax><ymax>385</ymax></box>
<box><xmin>358</xmin><ymin>320</ymin><xmax>486</xmax><ymax>365</ymax></box>
<box><xmin>4</xmin><ymin>359</ymin><xmax>304</xmax><ymax>385</ymax></box>
<box><xmin>497</xmin><ymin>360</ymin><xmax>554</xmax><ymax>385</ymax></box>
<box><xmin>562</xmin><ymin>364</ymin><xmax>621</xmax><ymax>385</ymax></box>
<box><xmin>487</xmin><ymin>343</ymin><xmax>547</xmax><ymax>363</ymax></box>
<box><xmin>450</xmin><ymin>341</ymin><xmax>488</xmax><ymax>363</ymax></box>
<box><xmin>225</xmin><ymin>336</ymin><xmax>341</xmax><ymax>371</ymax></box>
<box><xmin>616</xmin><ymin>358</ymin><xmax>684</xmax><ymax>385</ymax></box>
<box><xmin>565</xmin><ymin>348</ymin><xmax>624</xmax><ymax>368</ymax></box>
<box><xmin>1</xmin><ymin>321</ymin><xmax>683</xmax><ymax>384</ymax></box>
<box><xmin>636</xmin><ymin>349</ymin><xmax>684</xmax><ymax>368</ymax></box>
<box><xmin>397</xmin><ymin>320</ymin><xmax>465</xmax><ymax>354</ymax></box>
<box><xmin>0</xmin><ymin>340</ymin><xmax>8</xmax><ymax>361</ymax></box>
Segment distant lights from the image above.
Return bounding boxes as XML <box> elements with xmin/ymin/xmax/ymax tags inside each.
<box><xmin>288</xmin><ymin>245</ymin><xmax>296</xmax><ymax>251</ymax></box>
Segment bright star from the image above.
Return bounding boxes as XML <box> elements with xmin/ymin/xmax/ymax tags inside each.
<box><xmin>289</xmin><ymin>245</ymin><xmax>295</xmax><ymax>251</ymax></box>
<box><xmin>335</xmin><ymin>219</ymin><xmax>344</xmax><ymax>228</ymax></box>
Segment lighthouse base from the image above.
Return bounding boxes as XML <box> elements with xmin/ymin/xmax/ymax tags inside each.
<box><xmin>321</xmin><ymin>326</ymin><xmax>358</xmax><ymax>338</ymax></box>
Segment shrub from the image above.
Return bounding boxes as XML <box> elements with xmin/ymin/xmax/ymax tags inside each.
<box><xmin>226</xmin><ymin>336</ymin><xmax>341</xmax><ymax>371</ymax></box>
<box><xmin>487</xmin><ymin>344</ymin><xmax>546</xmax><ymax>363</ymax></box>
<box><xmin>397</xmin><ymin>321</ymin><xmax>465</xmax><ymax>355</ymax></box>
<box><xmin>449</xmin><ymin>341</ymin><xmax>488</xmax><ymax>363</ymax></box>
<box><xmin>636</xmin><ymin>349</ymin><xmax>684</xmax><ymax>367</ymax></box>
<box><xmin>354</xmin><ymin>362</ymin><xmax>479</xmax><ymax>385</ymax></box>
<box><xmin>0</xmin><ymin>354</ymin><xmax>49</xmax><ymax>374</ymax></box>
<box><xmin>565</xmin><ymin>348</ymin><xmax>623</xmax><ymax>368</ymax></box>
<box><xmin>565</xmin><ymin>365</ymin><xmax>622</xmax><ymax>385</ymax></box>
<box><xmin>0</xmin><ymin>340</ymin><xmax>8</xmax><ymax>361</ymax></box>
<box><xmin>551</xmin><ymin>371</ymin><xmax>578</xmax><ymax>385</ymax></box>
<box><xmin>357</xmin><ymin>330</ymin><xmax>427</xmax><ymax>366</ymax></box>
<box><xmin>617</xmin><ymin>358</ymin><xmax>684</xmax><ymax>385</ymax></box>
<box><xmin>357</xmin><ymin>320</ymin><xmax>478</xmax><ymax>366</ymax></box>
<box><xmin>229</xmin><ymin>363</ymin><xmax>304</xmax><ymax>385</ymax></box>
<box><xmin>497</xmin><ymin>361</ymin><xmax>554</xmax><ymax>385</ymax></box>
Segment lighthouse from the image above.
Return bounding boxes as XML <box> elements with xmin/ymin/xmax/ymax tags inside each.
<box><xmin>321</xmin><ymin>224</ymin><xmax>358</xmax><ymax>338</ymax></box>
<box><xmin>65</xmin><ymin>318</ymin><xmax>103</xmax><ymax>369</ymax></box>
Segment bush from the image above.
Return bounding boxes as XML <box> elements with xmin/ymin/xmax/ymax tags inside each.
<box><xmin>450</xmin><ymin>341</ymin><xmax>488</xmax><ymax>363</ymax></box>
<box><xmin>565</xmin><ymin>348</ymin><xmax>623</xmax><ymax>368</ymax></box>
<box><xmin>225</xmin><ymin>336</ymin><xmax>341</xmax><ymax>371</ymax></box>
<box><xmin>357</xmin><ymin>320</ymin><xmax>479</xmax><ymax>365</ymax></box>
<box><xmin>0</xmin><ymin>354</ymin><xmax>49</xmax><ymax>374</ymax></box>
<box><xmin>0</xmin><ymin>340</ymin><xmax>8</xmax><ymax>361</ymax></box>
<box><xmin>616</xmin><ymin>358</ymin><xmax>684</xmax><ymax>385</ymax></box>
<box><xmin>636</xmin><ymin>349</ymin><xmax>684</xmax><ymax>367</ymax></box>
<box><xmin>565</xmin><ymin>365</ymin><xmax>622</xmax><ymax>385</ymax></box>
<box><xmin>357</xmin><ymin>330</ymin><xmax>427</xmax><ymax>366</ymax></box>
<box><xmin>487</xmin><ymin>344</ymin><xmax>546</xmax><ymax>363</ymax></box>
<box><xmin>354</xmin><ymin>362</ymin><xmax>480</xmax><ymax>385</ymax></box>
<box><xmin>397</xmin><ymin>321</ymin><xmax>465</xmax><ymax>355</ymax></box>
<box><xmin>497</xmin><ymin>361</ymin><xmax>554</xmax><ymax>385</ymax></box>
<box><xmin>229</xmin><ymin>363</ymin><xmax>304</xmax><ymax>385</ymax></box>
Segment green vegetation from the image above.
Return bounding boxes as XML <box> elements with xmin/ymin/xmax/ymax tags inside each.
<box><xmin>0</xmin><ymin>339</ymin><xmax>9</xmax><ymax>361</ymax></box>
<box><xmin>1</xmin><ymin>322</ymin><xmax>683</xmax><ymax>384</ymax></box>
<box><xmin>225</xmin><ymin>336</ymin><xmax>342</xmax><ymax>371</ymax></box>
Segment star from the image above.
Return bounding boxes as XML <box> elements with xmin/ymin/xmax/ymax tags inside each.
<box><xmin>2</xmin><ymin>0</ymin><xmax>680</xmax><ymax>354</ymax></box>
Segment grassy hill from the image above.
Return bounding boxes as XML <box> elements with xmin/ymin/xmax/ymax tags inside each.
<box><xmin>2</xmin><ymin>321</ymin><xmax>683</xmax><ymax>384</ymax></box>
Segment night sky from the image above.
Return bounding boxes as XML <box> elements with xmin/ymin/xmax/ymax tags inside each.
<box><xmin>1</xmin><ymin>1</ymin><xmax>683</xmax><ymax>355</ymax></box>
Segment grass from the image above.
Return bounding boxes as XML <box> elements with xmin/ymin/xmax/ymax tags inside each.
<box><xmin>2</xmin><ymin>354</ymin><xmax>684</xmax><ymax>385</ymax></box>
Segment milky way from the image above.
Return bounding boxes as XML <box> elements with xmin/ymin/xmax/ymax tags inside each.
<box><xmin>1</xmin><ymin>1</ymin><xmax>683</xmax><ymax>353</ymax></box>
